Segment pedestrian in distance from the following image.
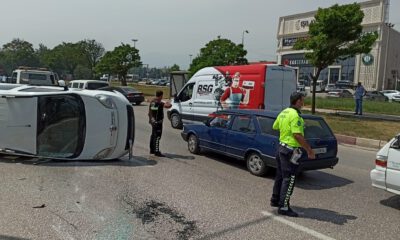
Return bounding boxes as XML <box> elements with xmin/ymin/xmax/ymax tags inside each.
<box><xmin>148</xmin><ymin>90</ymin><xmax>172</xmax><ymax>157</ymax></box>
<box><xmin>270</xmin><ymin>92</ymin><xmax>315</xmax><ymax>217</ymax></box>
<box><xmin>354</xmin><ymin>82</ymin><xmax>366</xmax><ymax>115</ymax></box>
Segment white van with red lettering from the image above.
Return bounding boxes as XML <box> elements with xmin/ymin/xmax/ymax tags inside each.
<box><xmin>167</xmin><ymin>64</ymin><xmax>296</xmax><ymax>129</ymax></box>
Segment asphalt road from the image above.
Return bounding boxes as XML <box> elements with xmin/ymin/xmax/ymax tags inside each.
<box><xmin>0</xmin><ymin>103</ymin><xmax>399</xmax><ymax>240</ymax></box>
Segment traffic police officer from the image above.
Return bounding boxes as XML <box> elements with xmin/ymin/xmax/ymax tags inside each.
<box><xmin>270</xmin><ymin>92</ymin><xmax>315</xmax><ymax>217</ymax></box>
<box><xmin>148</xmin><ymin>90</ymin><xmax>171</xmax><ymax>157</ymax></box>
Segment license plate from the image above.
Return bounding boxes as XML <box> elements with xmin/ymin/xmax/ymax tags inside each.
<box><xmin>313</xmin><ymin>147</ymin><xmax>327</xmax><ymax>154</ymax></box>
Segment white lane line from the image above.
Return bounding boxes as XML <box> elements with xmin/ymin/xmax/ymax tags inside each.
<box><xmin>261</xmin><ymin>211</ymin><xmax>336</xmax><ymax>240</ymax></box>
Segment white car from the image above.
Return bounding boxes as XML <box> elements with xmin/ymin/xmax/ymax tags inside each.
<box><xmin>380</xmin><ymin>90</ymin><xmax>400</xmax><ymax>101</ymax></box>
<box><xmin>370</xmin><ymin>134</ymin><xmax>400</xmax><ymax>195</ymax></box>
<box><xmin>0</xmin><ymin>84</ymin><xmax>135</xmax><ymax>160</ymax></box>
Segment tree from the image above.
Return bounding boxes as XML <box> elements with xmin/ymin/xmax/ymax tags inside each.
<box><xmin>95</xmin><ymin>43</ymin><xmax>141</xmax><ymax>86</ymax></box>
<box><xmin>189</xmin><ymin>36</ymin><xmax>247</xmax><ymax>76</ymax></box>
<box><xmin>0</xmin><ymin>38</ymin><xmax>39</xmax><ymax>74</ymax></box>
<box><xmin>79</xmin><ymin>39</ymin><xmax>105</xmax><ymax>78</ymax></box>
<box><xmin>170</xmin><ymin>64</ymin><xmax>180</xmax><ymax>71</ymax></box>
<box><xmin>294</xmin><ymin>3</ymin><xmax>378</xmax><ymax>114</ymax></box>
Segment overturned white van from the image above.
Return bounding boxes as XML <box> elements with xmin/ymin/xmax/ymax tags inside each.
<box><xmin>0</xmin><ymin>84</ymin><xmax>135</xmax><ymax>160</ymax></box>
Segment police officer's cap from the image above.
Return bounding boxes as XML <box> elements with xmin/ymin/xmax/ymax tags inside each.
<box><xmin>290</xmin><ymin>92</ymin><xmax>305</xmax><ymax>105</ymax></box>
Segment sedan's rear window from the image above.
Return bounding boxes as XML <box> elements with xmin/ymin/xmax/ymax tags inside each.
<box><xmin>257</xmin><ymin>116</ymin><xmax>279</xmax><ymax>137</ymax></box>
<box><xmin>304</xmin><ymin>118</ymin><xmax>334</xmax><ymax>139</ymax></box>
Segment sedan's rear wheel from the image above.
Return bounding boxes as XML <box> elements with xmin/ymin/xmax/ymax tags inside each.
<box><xmin>188</xmin><ymin>134</ymin><xmax>200</xmax><ymax>154</ymax></box>
<box><xmin>246</xmin><ymin>152</ymin><xmax>268</xmax><ymax>176</ymax></box>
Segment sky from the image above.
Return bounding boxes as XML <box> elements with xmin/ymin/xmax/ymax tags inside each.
<box><xmin>1</xmin><ymin>0</ymin><xmax>399</xmax><ymax>69</ymax></box>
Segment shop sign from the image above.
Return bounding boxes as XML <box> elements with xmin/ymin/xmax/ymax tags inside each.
<box><xmin>362</xmin><ymin>54</ymin><xmax>374</xmax><ymax>66</ymax></box>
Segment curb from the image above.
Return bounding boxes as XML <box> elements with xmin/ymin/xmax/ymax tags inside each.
<box><xmin>335</xmin><ymin>134</ymin><xmax>387</xmax><ymax>150</ymax></box>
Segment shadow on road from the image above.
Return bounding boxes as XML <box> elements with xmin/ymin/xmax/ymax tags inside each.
<box><xmin>201</xmin><ymin>151</ymin><xmax>248</xmax><ymax>171</ymax></box>
<box><xmin>296</xmin><ymin>170</ymin><xmax>353</xmax><ymax>190</ymax></box>
<box><xmin>196</xmin><ymin>216</ymin><xmax>271</xmax><ymax>240</ymax></box>
<box><xmin>0</xmin><ymin>236</ymin><xmax>29</xmax><ymax>240</ymax></box>
<box><xmin>380</xmin><ymin>195</ymin><xmax>400</xmax><ymax>210</ymax></box>
<box><xmin>163</xmin><ymin>153</ymin><xmax>195</xmax><ymax>160</ymax></box>
<box><xmin>294</xmin><ymin>206</ymin><xmax>357</xmax><ymax>225</ymax></box>
<box><xmin>0</xmin><ymin>155</ymin><xmax>157</xmax><ymax>167</ymax></box>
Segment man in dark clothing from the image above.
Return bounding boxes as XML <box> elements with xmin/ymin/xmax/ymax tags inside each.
<box><xmin>148</xmin><ymin>90</ymin><xmax>171</xmax><ymax>157</ymax></box>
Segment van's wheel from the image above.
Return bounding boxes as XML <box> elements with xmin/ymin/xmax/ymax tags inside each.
<box><xmin>136</xmin><ymin>101</ymin><xmax>142</xmax><ymax>105</ymax></box>
<box><xmin>170</xmin><ymin>113</ymin><xmax>183</xmax><ymax>129</ymax></box>
<box><xmin>246</xmin><ymin>152</ymin><xmax>268</xmax><ymax>176</ymax></box>
<box><xmin>188</xmin><ymin>134</ymin><xmax>200</xmax><ymax>154</ymax></box>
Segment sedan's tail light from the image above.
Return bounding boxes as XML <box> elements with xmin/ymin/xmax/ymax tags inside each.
<box><xmin>375</xmin><ymin>155</ymin><xmax>388</xmax><ymax>168</ymax></box>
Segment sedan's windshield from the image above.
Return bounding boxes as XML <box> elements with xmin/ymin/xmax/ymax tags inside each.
<box><xmin>37</xmin><ymin>94</ymin><xmax>85</xmax><ymax>158</ymax></box>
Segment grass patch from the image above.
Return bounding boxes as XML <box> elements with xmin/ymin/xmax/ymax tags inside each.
<box><xmin>304</xmin><ymin>97</ymin><xmax>400</xmax><ymax>116</ymax></box>
<box><xmin>313</xmin><ymin>112</ymin><xmax>400</xmax><ymax>141</ymax></box>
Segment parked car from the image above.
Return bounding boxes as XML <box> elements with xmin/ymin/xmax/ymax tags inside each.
<box><xmin>99</xmin><ymin>86</ymin><xmax>144</xmax><ymax>105</ymax></box>
<box><xmin>296</xmin><ymin>83</ymin><xmax>307</xmax><ymax>96</ymax></box>
<box><xmin>158</xmin><ymin>79</ymin><xmax>169</xmax><ymax>86</ymax></box>
<box><xmin>371</xmin><ymin>134</ymin><xmax>400</xmax><ymax>195</ymax></box>
<box><xmin>327</xmin><ymin>89</ymin><xmax>354</xmax><ymax>98</ymax></box>
<box><xmin>150</xmin><ymin>79</ymin><xmax>161</xmax><ymax>85</ymax></box>
<box><xmin>0</xmin><ymin>84</ymin><xmax>135</xmax><ymax>160</ymax></box>
<box><xmin>364</xmin><ymin>91</ymin><xmax>388</xmax><ymax>101</ymax></box>
<box><xmin>392</xmin><ymin>94</ymin><xmax>400</xmax><ymax>102</ymax></box>
<box><xmin>68</xmin><ymin>80</ymin><xmax>109</xmax><ymax>90</ymax></box>
<box><xmin>181</xmin><ymin>109</ymin><xmax>338</xmax><ymax>176</ymax></box>
<box><xmin>335</xmin><ymin>80</ymin><xmax>355</xmax><ymax>89</ymax></box>
<box><xmin>325</xmin><ymin>84</ymin><xmax>336</xmax><ymax>92</ymax></box>
<box><xmin>380</xmin><ymin>90</ymin><xmax>400</xmax><ymax>102</ymax></box>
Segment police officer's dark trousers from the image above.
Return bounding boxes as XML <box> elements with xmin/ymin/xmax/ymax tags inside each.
<box><xmin>271</xmin><ymin>145</ymin><xmax>299</xmax><ymax>209</ymax></box>
<box><xmin>150</xmin><ymin>122</ymin><xmax>163</xmax><ymax>154</ymax></box>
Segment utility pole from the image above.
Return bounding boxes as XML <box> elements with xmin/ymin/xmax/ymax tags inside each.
<box><xmin>132</xmin><ymin>39</ymin><xmax>138</xmax><ymax>48</ymax></box>
<box><xmin>241</xmin><ymin>30</ymin><xmax>249</xmax><ymax>46</ymax></box>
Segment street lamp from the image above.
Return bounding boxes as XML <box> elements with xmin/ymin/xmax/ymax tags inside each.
<box><xmin>131</xmin><ymin>39</ymin><xmax>138</xmax><ymax>48</ymax></box>
<box><xmin>189</xmin><ymin>54</ymin><xmax>193</xmax><ymax>64</ymax></box>
<box><xmin>242</xmin><ymin>30</ymin><xmax>249</xmax><ymax>46</ymax></box>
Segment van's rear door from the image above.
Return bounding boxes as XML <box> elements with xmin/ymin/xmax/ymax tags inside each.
<box><xmin>264</xmin><ymin>66</ymin><xmax>296</xmax><ymax>111</ymax></box>
<box><xmin>386</xmin><ymin>141</ymin><xmax>400</xmax><ymax>193</ymax></box>
<box><xmin>0</xmin><ymin>97</ymin><xmax>38</xmax><ymax>154</ymax></box>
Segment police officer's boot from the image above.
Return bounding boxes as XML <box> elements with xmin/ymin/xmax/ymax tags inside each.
<box><xmin>278</xmin><ymin>207</ymin><xmax>298</xmax><ymax>217</ymax></box>
<box><xmin>154</xmin><ymin>137</ymin><xmax>165</xmax><ymax>157</ymax></box>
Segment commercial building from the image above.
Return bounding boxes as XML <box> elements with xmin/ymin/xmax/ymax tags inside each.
<box><xmin>277</xmin><ymin>0</ymin><xmax>400</xmax><ymax>90</ymax></box>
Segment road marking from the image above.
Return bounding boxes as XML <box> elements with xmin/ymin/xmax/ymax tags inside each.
<box><xmin>261</xmin><ymin>211</ymin><xmax>336</xmax><ymax>240</ymax></box>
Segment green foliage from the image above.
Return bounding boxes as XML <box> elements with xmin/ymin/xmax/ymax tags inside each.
<box><xmin>74</xmin><ymin>65</ymin><xmax>92</xmax><ymax>79</ymax></box>
<box><xmin>294</xmin><ymin>3</ymin><xmax>378</xmax><ymax>113</ymax></box>
<box><xmin>189</xmin><ymin>37</ymin><xmax>247</xmax><ymax>76</ymax></box>
<box><xmin>170</xmin><ymin>64</ymin><xmax>180</xmax><ymax>71</ymax></box>
<box><xmin>0</xmin><ymin>38</ymin><xmax>39</xmax><ymax>74</ymax></box>
<box><xmin>42</xmin><ymin>42</ymin><xmax>88</xmax><ymax>79</ymax></box>
<box><xmin>78</xmin><ymin>39</ymin><xmax>105</xmax><ymax>78</ymax></box>
<box><xmin>95</xmin><ymin>43</ymin><xmax>141</xmax><ymax>86</ymax></box>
